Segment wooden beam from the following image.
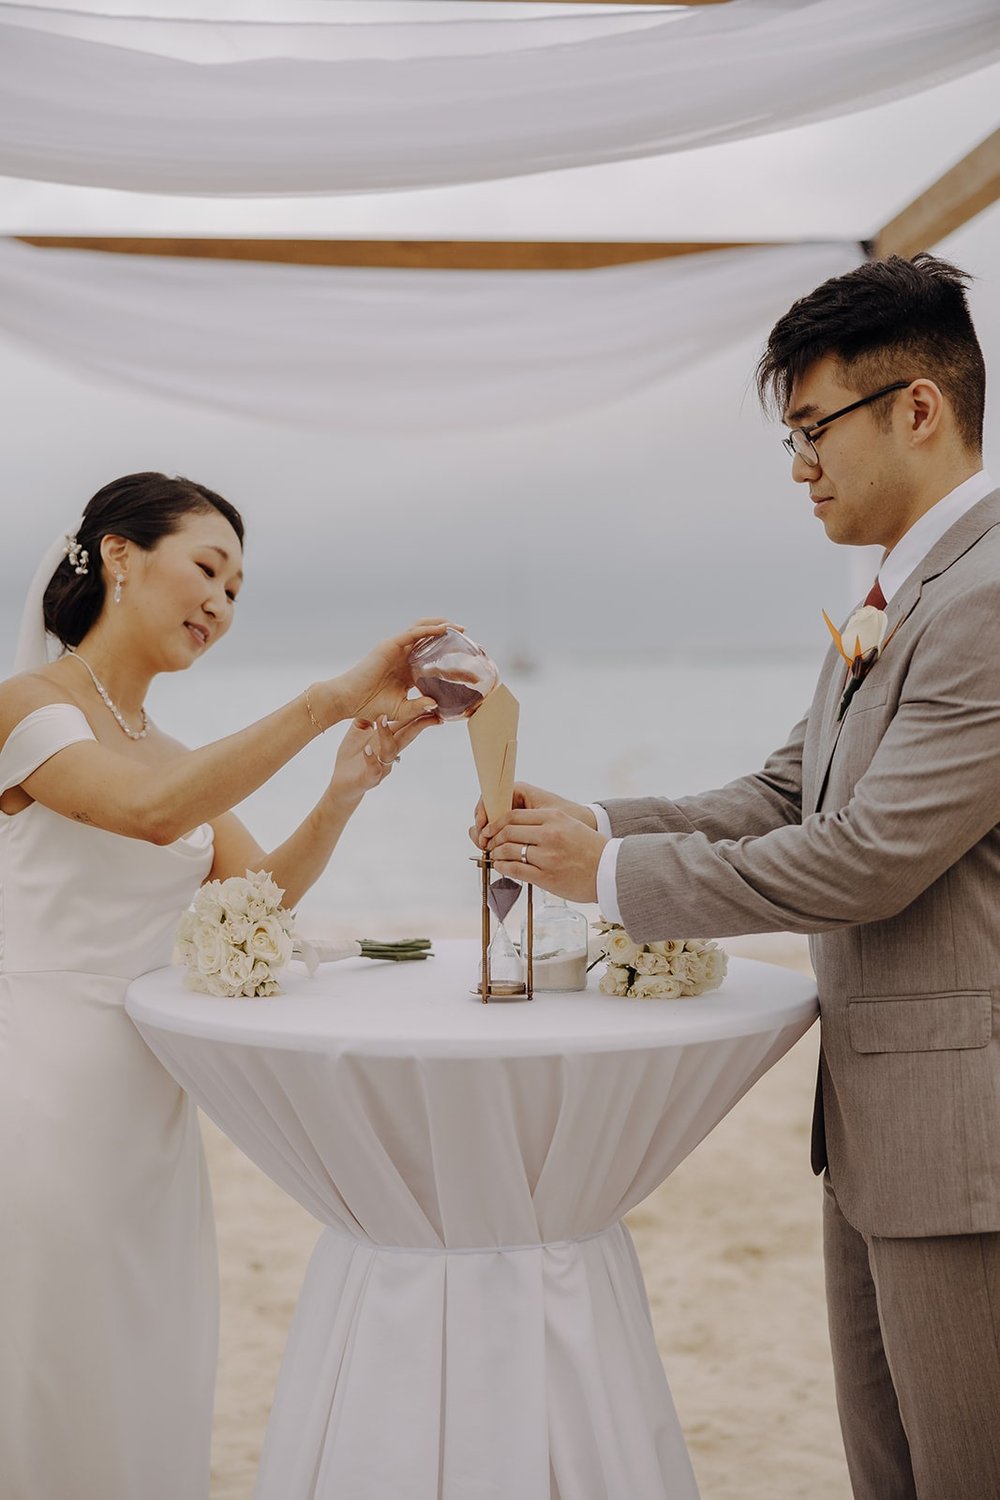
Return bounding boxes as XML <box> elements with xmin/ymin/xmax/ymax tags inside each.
<box><xmin>873</xmin><ymin>127</ymin><xmax>1000</xmax><ymax>259</ymax></box>
<box><xmin>15</xmin><ymin>235</ymin><xmax>779</xmax><ymax>270</ymax></box>
<box><xmin>462</xmin><ymin>1</ymin><xmax>732</xmax><ymax>5</ymax></box>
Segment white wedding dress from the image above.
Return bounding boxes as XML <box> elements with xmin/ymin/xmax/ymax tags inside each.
<box><xmin>0</xmin><ymin>703</ymin><xmax>218</xmax><ymax>1500</ymax></box>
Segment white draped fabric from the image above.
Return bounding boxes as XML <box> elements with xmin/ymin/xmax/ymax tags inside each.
<box><xmin>0</xmin><ymin>238</ymin><xmax>860</xmax><ymax>431</ymax></box>
<box><xmin>126</xmin><ymin>943</ymin><xmax>818</xmax><ymax>1500</ymax></box>
<box><xmin>0</xmin><ymin>0</ymin><xmax>997</xmax><ymax>194</ymax></box>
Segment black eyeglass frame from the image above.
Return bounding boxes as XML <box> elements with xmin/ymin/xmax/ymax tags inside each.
<box><xmin>782</xmin><ymin>380</ymin><xmax>912</xmax><ymax>464</ymax></box>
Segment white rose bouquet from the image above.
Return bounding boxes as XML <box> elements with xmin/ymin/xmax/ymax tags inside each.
<box><xmin>176</xmin><ymin>869</ymin><xmax>431</xmax><ymax>998</ymax></box>
<box><xmin>593</xmin><ymin>921</ymin><xmax>727</xmax><ymax>1000</ymax></box>
<box><xmin>176</xmin><ymin>870</ymin><xmax>294</xmax><ymax>997</ymax></box>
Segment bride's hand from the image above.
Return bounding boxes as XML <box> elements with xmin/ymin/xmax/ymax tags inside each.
<box><xmin>331</xmin><ymin>619</ymin><xmax>457</xmax><ymax>725</ymax></box>
<box><xmin>328</xmin><ymin>699</ymin><xmax>440</xmax><ymax>805</ymax></box>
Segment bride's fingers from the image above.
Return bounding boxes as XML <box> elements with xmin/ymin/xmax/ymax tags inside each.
<box><xmin>360</xmin><ymin>743</ymin><xmax>384</xmax><ymax>782</ymax></box>
<box><xmin>394</xmin><ymin>696</ymin><xmax>438</xmax><ymax>724</ymax></box>
<box><xmin>391</xmin><ymin>619</ymin><xmax>463</xmax><ymax>650</ymax></box>
<box><xmin>371</xmin><ymin>717</ymin><xmax>401</xmax><ymax>768</ymax></box>
<box><xmin>392</xmin><ymin>714</ymin><xmax>439</xmax><ymax>754</ymax></box>
<box><xmin>338</xmin><ymin>719</ymin><xmax>372</xmax><ymax>750</ymax></box>
<box><xmin>361</xmin><ymin>736</ymin><xmax>394</xmax><ymax>783</ymax></box>
<box><xmin>378</xmin><ymin>697</ymin><xmax>440</xmax><ymax>751</ymax></box>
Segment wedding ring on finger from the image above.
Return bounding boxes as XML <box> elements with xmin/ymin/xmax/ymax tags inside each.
<box><xmin>520</xmin><ymin>844</ymin><xmax>530</xmax><ymax>864</ymax></box>
<box><xmin>374</xmin><ymin>749</ymin><xmax>400</xmax><ymax>768</ymax></box>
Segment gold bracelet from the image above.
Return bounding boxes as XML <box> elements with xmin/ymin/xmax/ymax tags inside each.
<box><xmin>304</xmin><ymin>687</ymin><xmax>324</xmax><ymax>733</ymax></box>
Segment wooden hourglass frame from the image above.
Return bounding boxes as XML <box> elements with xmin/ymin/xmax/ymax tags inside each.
<box><xmin>474</xmin><ymin>852</ymin><xmax>533</xmax><ymax>1003</ymax></box>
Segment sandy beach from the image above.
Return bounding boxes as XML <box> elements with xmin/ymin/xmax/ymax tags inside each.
<box><xmin>205</xmin><ymin>932</ymin><xmax>850</xmax><ymax>1500</ymax></box>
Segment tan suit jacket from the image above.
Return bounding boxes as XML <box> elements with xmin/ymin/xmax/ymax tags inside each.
<box><xmin>602</xmin><ymin>488</ymin><xmax>1000</xmax><ymax>1238</ymax></box>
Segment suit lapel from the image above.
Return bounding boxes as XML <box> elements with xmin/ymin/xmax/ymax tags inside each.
<box><xmin>808</xmin><ymin>488</ymin><xmax>1000</xmax><ymax>814</ymax></box>
<box><xmin>810</xmin><ymin>577</ymin><xmax>923</xmax><ymax>812</ymax></box>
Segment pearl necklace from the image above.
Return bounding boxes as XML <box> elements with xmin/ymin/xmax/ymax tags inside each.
<box><xmin>67</xmin><ymin>650</ymin><xmax>148</xmax><ymax>740</ymax></box>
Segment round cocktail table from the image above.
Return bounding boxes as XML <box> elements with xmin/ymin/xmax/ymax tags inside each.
<box><xmin>127</xmin><ymin>939</ymin><xmax>817</xmax><ymax>1500</ymax></box>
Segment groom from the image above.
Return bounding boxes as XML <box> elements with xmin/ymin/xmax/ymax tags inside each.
<box><xmin>479</xmin><ymin>253</ymin><xmax>1000</xmax><ymax>1499</ymax></box>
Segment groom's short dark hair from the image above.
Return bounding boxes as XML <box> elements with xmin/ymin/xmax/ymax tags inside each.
<box><xmin>756</xmin><ymin>252</ymin><xmax>985</xmax><ymax>453</ymax></box>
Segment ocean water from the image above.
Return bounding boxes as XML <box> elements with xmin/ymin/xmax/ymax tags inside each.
<box><xmin>148</xmin><ymin>653</ymin><xmax>824</xmax><ymax>937</ymax></box>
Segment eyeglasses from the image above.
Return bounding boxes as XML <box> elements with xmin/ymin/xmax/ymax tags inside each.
<box><xmin>782</xmin><ymin>380</ymin><xmax>911</xmax><ymax>465</ymax></box>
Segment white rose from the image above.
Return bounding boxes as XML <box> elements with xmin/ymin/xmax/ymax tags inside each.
<box><xmin>633</xmin><ymin>950</ymin><xmax>670</xmax><ymax>976</ymax></box>
<box><xmin>648</xmin><ymin>939</ymin><xmax>684</xmax><ymax>959</ymax></box>
<box><xmin>185</xmin><ymin>968</ymin><xmax>236</xmax><ymax>998</ymax></box>
<box><xmin>701</xmin><ymin>947</ymin><xmax>728</xmax><ymax>990</ymax></box>
<box><xmin>680</xmin><ymin>946</ymin><xmax>728</xmax><ymax>994</ymax></box>
<box><xmin>674</xmin><ymin>952</ymin><xmax>704</xmax><ymax>989</ymax></box>
<box><xmin>606</xmin><ymin>929</ymin><xmax>643</xmax><ymax>968</ymax></box>
<box><xmin>629</xmin><ymin>974</ymin><xmax>684</xmax><ymax>999</ymax></box>
<box><xmin>246</xmin><ymin>895</ymin><xmax>270</xmax><ymax>923</ymax></box>
<box><xmin>221</xmin><ymin>915</ymin><xmax>252</xmax><ymax>945</ymax></box>
<box><xmin>241</xmin><ymin>960</ymin><xmax>272</xmax><ymax>996</ymax></box>
<box><xmin>192</xmin><ymin>883</ymin><xmax>226</xmax><ymax>923</ymax></box>
<box><xmin>194</xmin><ymin>922</ymin><xmax>226</xmax><ymax>976</ymax></box>
<box><xmin>248</xmin><ymin>915</ymin><xmax>293</xmax><ymax>968</ymax></box>
<box><xmin>599</xmin><ymin>965</ymin><xmax>631</xmax><ymax>997</ymax></box>
<box><xmin>174</xmin><ymin>910</ymin><xmax>198</xmax><ymax>965</ymax></box>
<box><xmin>216</xmin><ymin>877</ymin><xmax>252</xmax><ymax>918</ymax></box>
<box><xmin>841</xmin><ymin>604</ymin><xmax>888</xmax><ymax>661</ymax></box>
<box><xmin>221</xmin><ymin>948</ymin><xmax>255</xmax><ymax>991</ymax></box>
<box><xmin>246</xmin><ymin>869</ymin><xmax>285</xmax><ymax>909</ymax></box>
<box><xmin>176</xmin><ymin>909</ymin><xmax>198</xmax><ymax>944</ymax></box>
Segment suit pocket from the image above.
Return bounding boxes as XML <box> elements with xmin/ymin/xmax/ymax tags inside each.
<box><xmin>848</xmin><ymin>992</ymin><xmax>992</xmax><ymax>1053</ymax></box>
<box><xmin>845</xmin><ymin>687</ymin><xmax>890</xmax><ymax>713</ymax></box>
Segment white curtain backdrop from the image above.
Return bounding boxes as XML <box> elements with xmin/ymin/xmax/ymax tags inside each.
<box><xmin>0</xmin><ymin>0</ymin><xmax>997</xmax><ymax>194</ymax></box>
<box><xmin>0</xmin><ymin>238</ymin><xmax>860</xmax><ymax>432</ymax></box>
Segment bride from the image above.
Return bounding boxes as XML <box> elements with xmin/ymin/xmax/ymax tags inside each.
<box><xmin>0</xmin><ymin>471</ymin><xmax>448</xmax><ymax>1500</ymax></box>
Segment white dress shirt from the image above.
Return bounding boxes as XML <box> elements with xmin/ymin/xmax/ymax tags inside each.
<box><xmin>591</xmin><ymin>468</ymin><xmax>995</xmax><ymax>925</ymax></box>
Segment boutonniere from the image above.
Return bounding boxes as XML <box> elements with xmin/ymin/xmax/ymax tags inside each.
<box><xmin>822</xmin><ymin>604</ymin><xmax>900</xmax><ymax>720</ymax></box>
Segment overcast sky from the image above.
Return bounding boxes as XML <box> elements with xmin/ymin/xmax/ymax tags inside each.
<box><xmin>1</xmin><ymin>9</ymin><xmax>997</xmax><ymax>675</ymax></box>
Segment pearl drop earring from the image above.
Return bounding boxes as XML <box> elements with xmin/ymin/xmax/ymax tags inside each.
<box><xmin>113</xmin><ymin>573</ymin><xmax>124</xmax><ymax>605</ymax></box>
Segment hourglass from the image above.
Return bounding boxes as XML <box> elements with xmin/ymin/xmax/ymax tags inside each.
<box><xmin>473</xmin><ymin>861</ymin><xmax>534</xmax><ymax>1001</ymax></box>
<box><xmin>408</xmin><ymin>629</ymin><xmax>531</xmax><ymax>1001</ymax></box>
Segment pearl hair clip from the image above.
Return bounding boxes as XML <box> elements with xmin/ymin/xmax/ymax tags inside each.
<box><xmin>64</xmin><ymin>533</ymin><xmax>89</xmax><ymax>576</ymax></box>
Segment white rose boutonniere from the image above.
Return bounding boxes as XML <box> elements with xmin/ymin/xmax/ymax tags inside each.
<box><xmin>592</xmin><ymin>921</ymin><xmax>727</xmax><ymax>1000</ymax></box>
<box><xmin>823</xmin><ymin>603</ymin><xmax>899</xmax><ymax>720</ymax></box>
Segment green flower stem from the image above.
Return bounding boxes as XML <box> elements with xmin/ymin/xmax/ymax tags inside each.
<box><xmin>358</xmin><ymin>938</ymin><xmax>433</xmax><ymax>962</ymax></box>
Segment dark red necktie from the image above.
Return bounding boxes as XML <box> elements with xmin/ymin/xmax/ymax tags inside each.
<box><xmin>864</xmin><ymin>577</ymin><xmax>886</xmax><ymax>610</ymax></box>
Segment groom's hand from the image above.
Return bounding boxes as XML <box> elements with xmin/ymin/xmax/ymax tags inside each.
<box><xmin>469</xmin><ymin>782</ymin><xmax>598</xmax><ymax>847</ymax></box>
<box><xmin>482</xmin><ymin>807</ymin><xmax>607</xmax><ymax>904</ymax></box>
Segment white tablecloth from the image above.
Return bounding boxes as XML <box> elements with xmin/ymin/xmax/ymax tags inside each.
<box><xmin>127</xmin><ymin>941</ymin><xmax>817</xmax><ymax>1500</ymax></box>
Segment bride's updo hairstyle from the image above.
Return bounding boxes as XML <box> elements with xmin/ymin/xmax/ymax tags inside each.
<box><xmin>44</xmin><ymin>472</ymin><xmax>245</xmax><ymax>649</ymax></box>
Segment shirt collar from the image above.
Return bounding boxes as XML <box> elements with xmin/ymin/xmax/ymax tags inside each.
<box><xmin>878</xmin><ymin>470</ymin><xmax>996</xmax><ymax>605</ymax></box>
